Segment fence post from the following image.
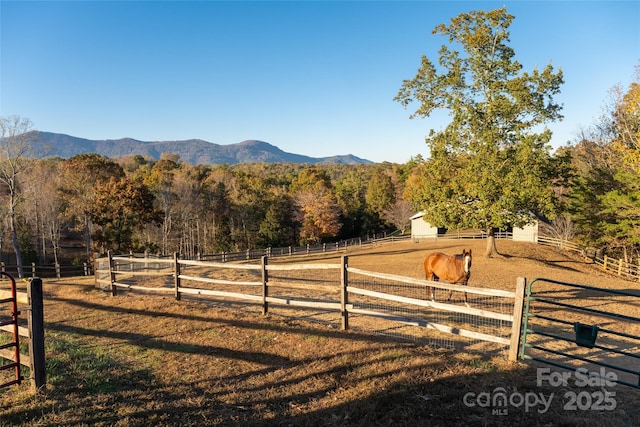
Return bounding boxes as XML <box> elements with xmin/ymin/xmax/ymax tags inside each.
<box><xmin>28</xmin><ymin>277</ymin><xmax>46</xmax><ymax>391</ymax></box>
<box><xmin>603</xmin><ymin>255</ymin><xmax>608</xmax><ymax>271</ymax></box>
<box><xmin>174</xmin><ymin>252</ymin><xmax>181</xmax><ymax>301</ymax></box>
<box><xmin>509</xmin><ymin>277</ymin><xmax>527</xmax><ymax>362</ymax></box>
<box><xmin>261</xmin><ymin>256</ymin><xmax>268</xmax><ymax>315</ymax></box>
<box><xmin>55</xmin><ymin>263</ymin><xmax>60</xmax><ymax>279</ymax></box>
<box><xmin>108</xmin><ymin>250</ymin><xmax>117</xmax><ymax>296</ymax></box>
<box><xmin>341</xmin><ymin>256</ymin><xmax>349</xmax><ymax>330</ymax></box>
<box><xmin>618</xmin><ymin>258</ymin><xmax>623</xmax><ymax>276</ymax></box>
<box><xmin>31</xmin><ymin>263</ymin><xmax>36</xmax><ymax>278</ymax></box>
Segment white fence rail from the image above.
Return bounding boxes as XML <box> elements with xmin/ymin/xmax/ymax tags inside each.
<box><xmin>95</xmin><ymin>252</ymin><xmax>525</xmax><ymax>360</ymax></box>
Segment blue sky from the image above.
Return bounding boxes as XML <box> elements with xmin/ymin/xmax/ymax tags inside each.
<box><xmin>1</xmin><ymin>1</ymin><xmax>638</xmax><ymax>164</ymax></box>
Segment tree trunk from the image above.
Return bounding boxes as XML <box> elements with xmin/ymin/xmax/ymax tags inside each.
<box><xmin>485</xmin><ymin>227</ymin><xmax>499</xmax><ymax>257</ymax></box>
<box><xmin>84</xmin><ymin>213</ymin><xmax>92</xmax><ymax>261</ymax></box>
<box><xmin>10</xmin><ymin>205</ymin><xmax>23</xmax><ymax>278</ymax></box>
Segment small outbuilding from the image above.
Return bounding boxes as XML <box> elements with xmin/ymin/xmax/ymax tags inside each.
<box><xmin>410</xmin><ymin>212</ymin><xmax>438</xmax><ymax>240</ymax></box>
<box><xmin>512</xmin><ymin>221</ymin><xmax>539</xmax><ymax>243</ymax></box>
<box><xmin>410</xmin><ymin>212</ymin><xmax>539</xmax><ymax>243</ymax></box>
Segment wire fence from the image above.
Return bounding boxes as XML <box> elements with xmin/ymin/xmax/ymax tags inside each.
<box><xmin>95</xmin><ymin>253</ymin><xmax>525</xmax><ymax>358</ymax></box>
<box><xmin>5</xmin><ymin>230</ymin><xmax>639</xmax><ymax>282</ymax></box>
<box><xmin>345</xmin><ymin>268</ymin><xmax>518</xmax><ymax>353</ymax></box>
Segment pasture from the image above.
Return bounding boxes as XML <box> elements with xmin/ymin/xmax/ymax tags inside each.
<box><xmin>1</xmin><ymin>239</ymin><xmax>640</xmax><ymax>426</ymax></box>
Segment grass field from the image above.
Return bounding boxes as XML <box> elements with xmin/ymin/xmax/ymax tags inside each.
<box><xmin>1</xmin><ymin>239</ymin><xmax>639</xmax><ymax>426</ymax></box>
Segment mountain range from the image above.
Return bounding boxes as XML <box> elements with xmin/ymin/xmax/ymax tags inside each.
<box><xmin>27</xmin><ymin>132</ymin><xmax>373</xmax><ymax>165</ymax></box>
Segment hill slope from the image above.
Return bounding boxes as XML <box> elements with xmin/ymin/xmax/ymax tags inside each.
<box><xmin>27</xmin><ymin>131</ymin><xmax>373</xmax><ymax>165</ymax></box>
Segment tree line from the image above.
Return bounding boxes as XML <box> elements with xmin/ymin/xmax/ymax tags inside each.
<box><xmin>0</xmin><ymin>7</ymin><xmax>637</xmax><ymax>277</ymax></box>
<box><xmin>0</xmin><ymin>125</ymin><xmax>420</xmax><ymax>277</ymax></box>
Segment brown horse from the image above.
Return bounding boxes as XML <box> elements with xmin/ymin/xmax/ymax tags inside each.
<box><xmin>423</xmin><ymin>249</ymin><xmax>472</xmax><ymax>305</ymax></box>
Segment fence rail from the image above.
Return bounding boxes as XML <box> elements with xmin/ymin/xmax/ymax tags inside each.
<box><xmin>1</xmin><ymin>228</ymin><xmax>638</xmax><ymax>283</ymax></box>
<box><xmin>97</xmin><ymin>231</ymin><xmax>640</xmax><ymax>282</ymax></box>
<box><xmin>0</xmin><ymin>261</ymin><xmax>93</xmax><ymax>279</ymax></box>
<box><xmin>536</xmin><ymin>235</ymin><xmax>640</xmax><ymax>281</ymax></box>
<box><xmin>95</xmin><ymin>252</ymin><xmax>525</xmax><ymax>360</ymax></box>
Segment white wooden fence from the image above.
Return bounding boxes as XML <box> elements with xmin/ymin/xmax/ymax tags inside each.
<box><xmin>95</xmin><ymin>252</ymin><xmax>525</xmax><ymax>361</ymax></box>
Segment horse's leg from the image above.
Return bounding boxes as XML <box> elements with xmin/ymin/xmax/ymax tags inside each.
<box><xmin>425</xmin><ymin>271</ymin><xmax>436</xmax><ymax>301</ymax></box>
<box><xmin>430</xmin><ymin>274</ymin><xmax>439</xmax><ymax>301</ymax></box>
<box><xmin>463</xmin><ymin>281</ymin><xmax>469</xmax><ymax>307</ymax></box>
<box><xmin>447</xmin><ymin>286</ymin><xmax>454</xmax><ymax>302</ymax></box>
<box><xmin>447</xmin><ymin>282</ymin><xmax>469</xmax><ymax>306</ymax></box>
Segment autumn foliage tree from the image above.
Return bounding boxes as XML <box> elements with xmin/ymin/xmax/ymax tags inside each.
<box><xmin>58</xmin><ymin>154</ymin><xmax>125</xmax><ymax>260</ymax></box>
<box><xmin>612</xmin><ymin>66</ymin><xmax>640</xmax><ymax>174</ymax></box>
<box><xmin>292</xmin><ymin>168</ymin><xmax>342</xmax><ymax>244</ymax></box>
<box><xmin>89</xmin><ymin>177</ymin><xmax>162</xmax><ymax>253</ymax></box>
<box><xmin>396</xmin><ymin>8</ymin><xmax>565</xmax><ymax>256</ymax></box>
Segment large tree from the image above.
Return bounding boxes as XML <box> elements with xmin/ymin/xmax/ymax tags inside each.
<box><xmin>58</xmin><ymin>154</ymin><xmax>125</xmax><ymax>260</ymax></box>
<box><xmin>89</xmin><ymin>177</ymin><xmax>161</xmax><ymax>253</ymax></box>
<box><xmin>395</xmin><ymin>8</ymin><xmax>565</xmax><ymax>256</ymax></box>
<box><xmin>291</xmin><ymin>168</ymin><xmax>342</xmax><ymax>244</ymax></box>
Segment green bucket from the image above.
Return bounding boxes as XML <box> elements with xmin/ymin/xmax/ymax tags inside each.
<box><xmin>574</xmin><ymin>322</ymin><xmax>598</xmax><ymax>348</ymax></box>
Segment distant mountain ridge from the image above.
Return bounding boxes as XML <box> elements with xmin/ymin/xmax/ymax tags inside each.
<box><xmin>28</xmin><ymin>132</ymin><xmax>373</xmax><ymax>165</ymax></box>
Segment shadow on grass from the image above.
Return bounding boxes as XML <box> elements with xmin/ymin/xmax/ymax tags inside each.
<box><xmin>5</xmin><ymin>350</ymin><xmax>639</xmax><ymax>427</ymax></box>
<box><xmin>4</xmin><ymin>281</ymin><xmax>639</xmax><ymax>426</ymax></box>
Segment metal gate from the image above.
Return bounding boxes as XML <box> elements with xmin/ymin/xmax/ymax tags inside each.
<box><xmin>0</xmin><ymin>272</ymin><xmax>23</xmax><ymax>388</ymax></box>
<box><xmin>521</xmin><ymin>277</ymin><xmax>640</xmax><ymax>389</ymax></box>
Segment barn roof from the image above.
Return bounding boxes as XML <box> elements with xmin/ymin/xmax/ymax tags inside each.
<box><xmin>410</xmin><ymin>212</ymin><xmax>425</xmax><ymax>220</ymax></box>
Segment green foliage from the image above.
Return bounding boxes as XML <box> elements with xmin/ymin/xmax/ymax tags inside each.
<box><xmin>366</xmin><ymin>170</ymin><xmax>396</xmax><ymax>216</ymax></box>
<box><xmin>396</xmin><ymin>8</ymin><xmax>565</xmax><ymax>249</ymax></box>
<box><xmin>567</xmin><ymin>155</ymin><xmax>616</xmax><ymax>247</ymax></box>
<box><xmin>598</xmin><ymin>170</ymin><xmax>640</xmax><ymax>249</ymax></box>
<box><xmin>257</xmin><ymin>195</ymin><xmax>297</xmax><ymax>248</ymax></box>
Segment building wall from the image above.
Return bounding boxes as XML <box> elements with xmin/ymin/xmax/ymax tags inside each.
<box><xmin>513</xmin><ymin>221</ymin><xmax>539</xmax><ymax>243</ymax></box>
<box><xmin>410</xmin><ymin>213</ymin><xmax>438</xmax><ymax>239</ymax></box>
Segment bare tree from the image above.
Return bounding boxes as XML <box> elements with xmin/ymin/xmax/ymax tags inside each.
<box><xmin>383</xmin><ymin>199</ymin><xmax>414</xmax><ymax>235</ymax></box>
<box><xmin>22</xmin><ymin>159</ymin><xmax>66</xmax><ymax>266</ymax></box>
<box><xmin>540</xmin><ymin>213</ymin><xmax>575</xmax><ymax>242</ymax></box>
<box><xmin>0</xmin><ymin>116</ymin><xmax>37</xmax><ymax>277</ymax></box>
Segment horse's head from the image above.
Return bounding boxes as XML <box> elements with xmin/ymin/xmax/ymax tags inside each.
<box><xmin>462</xmin><ymin>249</ymin><xmax>472</xmax><ymax>274</ymax></box>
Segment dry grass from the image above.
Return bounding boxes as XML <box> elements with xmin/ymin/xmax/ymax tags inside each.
<box><xmin>1</xmin><ymin>239</ymin><xmax>640</xmax><ymax>426</ymax></box>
